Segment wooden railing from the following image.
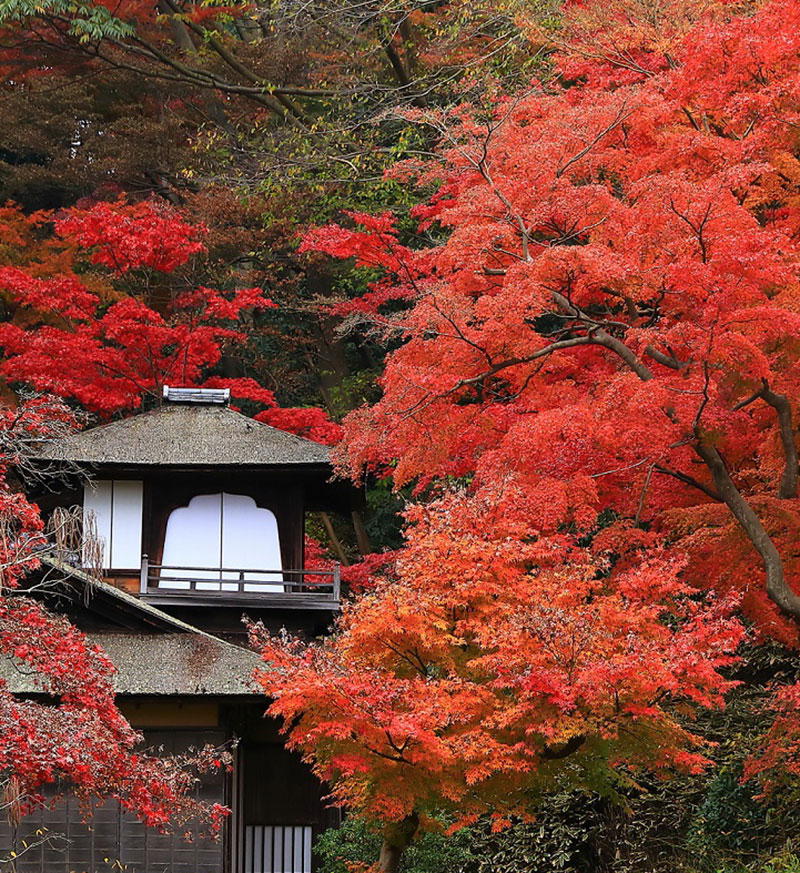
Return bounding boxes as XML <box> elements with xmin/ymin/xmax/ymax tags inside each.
<box><xmin>139</xmin><ymin>555</ymin><xmax>340</xmax><ymax>602</ymax></box>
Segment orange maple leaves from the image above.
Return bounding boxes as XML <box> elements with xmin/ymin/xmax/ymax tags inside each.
<box><xmin>259</xmin><ymin>0</ymin><xmax>800</xmax><ymax>829</ymax></box>
<box><xmin>255</xmin><ymin>494</ymin><xmax>742</xmax><ymax>824</ymax></box>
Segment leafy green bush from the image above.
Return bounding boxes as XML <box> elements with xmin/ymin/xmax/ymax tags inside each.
<box><xmin>465</xmin><ymin>795</ymin><xmax>623</xmax><ymax>873</ymax></box>
<box><xmin>760</xmin><ymin>853</ymin><xmax>800</xmax><ymax>873</ymax></box>
<box><xmin>315</xmin><ymin>818</ymin><xmax>474</xmax><ymax>873</ymax></box>
<box><xmin>686</xmin><ymin>768</ymin><xmax>768</xmax><ymax>860</ymax></box>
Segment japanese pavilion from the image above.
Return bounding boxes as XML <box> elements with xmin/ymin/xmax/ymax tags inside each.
<box><xmin>0</xmin><ymin>387</ymin><xmax>359</xmax><ymax>873</ymax></box>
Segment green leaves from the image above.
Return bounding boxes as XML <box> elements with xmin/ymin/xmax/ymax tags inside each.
<box><xmin>0</xmin><ymin>0</ymin><xmax>133</xmax><ymax>39</ymax></box>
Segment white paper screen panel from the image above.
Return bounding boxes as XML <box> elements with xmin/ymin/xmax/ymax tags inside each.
<box><xmin>222</xmin><ymin>493</ymin><xmax>283</xmax><ymax>591</ymax></box>
<box><xmin>160</xmin><ymin>493</ymin><xmax>283</xmax><ymax>591</ymax></box>
<box><xmin>83</xmin><ymin>480</ymin><xmax>143</xmax><ymax>570</ymax></box>
<box><xmin>83</xmin><ymin>480</ymin><xmax>112</xmax><ymax>568</ymax></box>
<box><xmin>161</xmin><ymin>494</ymin><xmax>225</xmax><ymax>590</ymax></box>
<box><xmin>244</xmin><ymin>825</ymin><xmax>312</xmax><ymax>873</ymax></box>
<box><xmin>110</xmin><ymin>480</ymin><xmax>144</xmax><ymax>568</ymax></box>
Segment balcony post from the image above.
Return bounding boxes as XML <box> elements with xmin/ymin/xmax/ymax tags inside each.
<box><xmin>333</xmin><ymin>562</ymin><xmax>341</xmax><ymax>601</ymax></box>
<box><xmin>139</xmin><ymin>554</ymin><xmax>149</xmax><ymax>595</ymax></box>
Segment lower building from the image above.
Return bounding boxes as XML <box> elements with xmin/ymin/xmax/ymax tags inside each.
<box><xmin>0</xmin><ymin>564</ymin><xmax>341</xmax><ymax>873</ymax></box>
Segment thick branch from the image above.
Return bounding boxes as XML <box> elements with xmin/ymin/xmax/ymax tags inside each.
<box><xmin>119</xmin><ymin>34</ymin><xmax>289</xmax><ymax>117</ymax></box>
<box><xmin>546</xmin><ymin>290</ymin><xmax>655</xmax><ymax>381</ymax></box>
<box><xmin>760</xmin><ymin>384</ymin><xmax>798</xmax><ymax>499</ymax></box>
<box><xmin>564</xmin><ymin>326</ymin><xmax>798</xmax><ymax>622</ymax></box>
<box><xmin>156</xmin><ymin>0</ymin><xmax>195</xmax><ymax>51</ymax></box>
<box><xmin>541</xmin><ymin>734</ymin><xmax>586</xmax><ymax>759</ymax></box>
<box><xmin>732</xmin><ymin>380</ymin><xmax>798</xmax><ymax>499</ymax></box>
<box><xmin>644</xmin><ymin>344</ymin><xmax>687</xmax><ymax>371</ymax></box>
<box><xmin>484</xmin><ymin>280</ymin><xmax>797</xmax><ymax>624</ymax></box>
<box><xmin>694</xmin><ymin>443</ymin><xmax>800</xmax><ymax>621</ymax></box>
<box><xmin>383</xmin><ymin>38</ymin><xmax>411</xmax><ymax>86</ymax></box>
<box><xmin>157</xmin><ymin>0</ymin><xmax>308</xmax><ymax>119</ymax></box>
<box><xmin>593</xmin><ymin>329</ymin><xmax>654</xmax><ymax>381</ymax></box>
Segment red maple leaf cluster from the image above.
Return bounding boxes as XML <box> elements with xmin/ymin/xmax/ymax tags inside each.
<box><xmin>0</xmin><ymin>200</ymin><xmax>340</xmax><ymax>443</ymax></box>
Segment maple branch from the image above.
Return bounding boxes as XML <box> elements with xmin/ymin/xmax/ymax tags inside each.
<box><xmin>682</xmin><ymin>107</ymin><xmax>701</xmax><ymax>131</ymax></box>
<box><xmin>547</xmin><ymin>289</ymin><xmax>655</xmax><ymax>381</ymax></box>
<box><xmin>554</xmin><ymin>103</ymin><xmax>631</xmax><ymax>179</ymax></box>
<box><xmin>541</xmin><ymin>734</ymin><xmax>586</xmax><ymax>759</ymax></box>
<box><xmin>427</xmin><ymin>295</ymin><xmax>493</xmax><ymax>365</ymax></box>
<box><xmin>603</xmin><ymin>335</ymin><xmax>800</xmax><ymax>622</ymax></box>
<box><xmin>694</xmin><ymin>443</ymin><xmax>800</xmax><ymax>621</ymax></box>
<box><xmin>761</xmin><ymin>384</ymin><xmax>799</xmax><ymax>499</ymax></box>
<box><xmin>644</xmin><ymin>345</ymin><xmax>688</xmax><ymax>371</ymax></box>
<box><xmin>557</xmin><ymin>322</ymin><xmax>799</xmax><ymax>623</ymax></box>
<box><xmin>590</xmin><ymin>329</ymin><xmax>798</xmax><ymax>620</ymax></box>
<box><xmin>445</xmin><ymin>336</ymin><xmax>600</xmax><ymax>394</ymax></box>
<box><xmin>732</xmin><ymin>388</ymin><xmax>763</xmax><ymax>411</ymax></box>
<box><xmin>653</xmin><ymin>465</ymin><xmax>721</xmax><ymax>502</ymax></box>
<box><xmin>417</xmin><ymin>295</ymin><xmax>657</xmax><ymax>415</ymax></box>
<box><xmin>733</xmin><ymin>379</ymin><xmax>798</xmax><ymax>499</ymax></box>
<box><xmin>381</xmin><ymin>639</ymin><xmax>430</xmax><ymax>678</ymax></box>
<box><xmin>634</xmin><ymin>462</ymin><xmax>656</xmax><ymax>526</ymax></box>
<box><xmin>668</xmin><ymin>199</ymin><xmax>714</xmax><ymax>264</ymax></box>
<box><xmin>592</xmin><ymin>328</ymin><xmax>654</xmax><ymax>381</ymax></box>
<box><xmin>475</xmin><ymin>155</ymin><xmax>531</xmax><ymax>260</ymax></box>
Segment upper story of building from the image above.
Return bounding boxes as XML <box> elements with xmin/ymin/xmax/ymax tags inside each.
<box><xmin>30</xmin><ymin>387</ymin><xmax>358</xmax><ymax>634</ymax></box>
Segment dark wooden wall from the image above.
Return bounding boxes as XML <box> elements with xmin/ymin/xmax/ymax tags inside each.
<box><xmin>0</xmin><ymin>709</ymin><xmax>341</xmax><ymax>873</ymax></box>
<box><xmin>241</xmin><ymin>744</ymin><xmax>339</xmax><ymax>830</ymax></box>
<box><xmin>0</xmin><ymin>730</ymin><xmax>227</xmax><ymax>873</ymax></box>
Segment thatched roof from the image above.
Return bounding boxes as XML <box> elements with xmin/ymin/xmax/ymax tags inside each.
<box><xmin>1</xmin><ymin>633</ymin><xmax>259</xmax><ymax>696</ymax></box>
<box><xmin>35</xmin><ymin>403</ymin><xmax>331</xmax><ymax>468</ymax></box>
<box><xmin>6</xmin><ymin>559</ymin><xmax>261</xmax><ymax>696</ymax></box>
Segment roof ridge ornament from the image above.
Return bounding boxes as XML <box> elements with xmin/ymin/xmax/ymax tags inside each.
<box><xmin>162</xmin><ymin>385</ymin><xmax>231</xmax><ymax>405</ymax></box>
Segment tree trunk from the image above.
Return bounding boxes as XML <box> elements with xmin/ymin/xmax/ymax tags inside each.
<box><xmin>352</xmin><ymin>510</ymin><xmax>372</xmax><ymax>556</ymax></box>
<box><xmin>320</xmin><ymin>511</ymin><xmax>350</xmax><ymax>566</ymax></box>
<box><xmin>378</xmin><ymin>813</ymin><xmax>419</xmax><ymax>873</ymax></box>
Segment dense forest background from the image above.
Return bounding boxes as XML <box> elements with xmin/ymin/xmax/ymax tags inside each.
<box><xmin>3</xmin><ymin>0</ymin><xmax>800</xmax><ymax>871</ymax></box>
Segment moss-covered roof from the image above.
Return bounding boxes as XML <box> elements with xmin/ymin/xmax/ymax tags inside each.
<box><xmin>35</xmin><ymin>403</ymin><xmax>330</xmax><ymax>467</ymax></box>
<box><xmin>6</xmin><ymin>560</ymin><xmax>262</xmax><ymax>696</ymax></box>
<box><xmin>1</xmin><ymin>632</ymin><xmax>260</xmax><ymax>696</ymax></box>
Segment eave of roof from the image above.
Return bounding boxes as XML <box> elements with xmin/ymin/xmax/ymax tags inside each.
<box><xmin>40</xmin><ymin>554</ymin><xmax>213</xmax><ymax>634</ymax></box>
<box><xmin>1</xmin><ymin>632</ymin><xmax>260</xmax><ymax>696</ymax></box>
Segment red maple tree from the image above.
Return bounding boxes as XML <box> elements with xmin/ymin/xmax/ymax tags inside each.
<box><xmin>0</xmin><ymin>200</ymin><xmax>341</xmax><ymax>443</ymax></box>
<box><xmin>258</xmin><ymin>0</ymin><xmax>800</xmax><ymax>868</ymax></box>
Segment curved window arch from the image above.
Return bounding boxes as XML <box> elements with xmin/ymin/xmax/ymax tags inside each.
<box><xmin>160</xmin><ymin>493</ymin><xmax>283</xmax><ymax>592</ymax></box>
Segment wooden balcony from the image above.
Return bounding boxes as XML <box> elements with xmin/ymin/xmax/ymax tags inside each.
<box><xmin>139</xmin><ymin>555</ymin><xmax>341</xmax><ymax>610</ymax></box>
